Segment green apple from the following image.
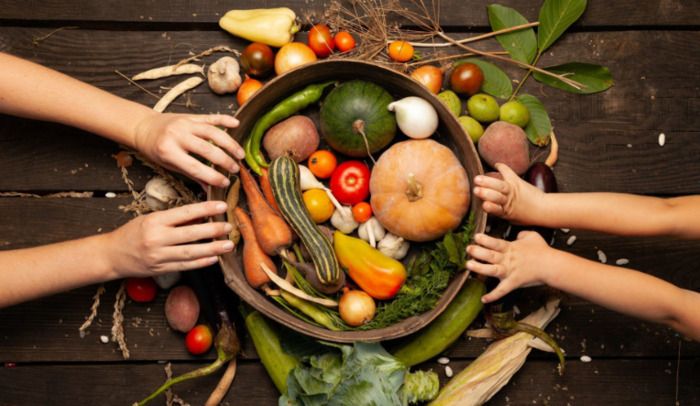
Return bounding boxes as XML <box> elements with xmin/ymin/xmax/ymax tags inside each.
<box><xmin>457</xmin><ymin>116</ymin><xmax>484</xmax><ymax>143</ymax></box>
<box><xmin>466</xmin><ymin>93</ymin><xmax>500</xmax><ymax>123</ymax></box>
<box><xmin>437</xmin><ymin>90</ymin><xmax>462</xmax><ymax>117</ymax></box>
<box><xmin>499</xmin><ymin>100</ymin><xmax>530</xmax><ymax>127</ymax></box>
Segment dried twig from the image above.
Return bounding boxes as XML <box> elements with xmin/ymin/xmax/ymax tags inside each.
<box><xmin>402</xmin><ymin>21</ymin><xmax>540</xmax><ymax>47</ymax></box>
<box><xmin>111</xmin><ymin>281</ymin><xmax>130</xmax><ymax>359</ymax></box>
<box><xmin>32</xmin><ymin>26</ymin><xmax>78</xmax><ymax>46</ymax></box>
<box><xmin>175</xmin><ymin>45</ymin><xmax>240</xmax><ymax>68</ymax></box>
<box><xmin>79</xmin><ymin>284</ymin><xmax>106</xmax><ymax>337</ymax></box>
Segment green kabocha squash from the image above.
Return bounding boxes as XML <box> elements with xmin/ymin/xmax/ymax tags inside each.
<box><xmin>320</xmin><ymin>80</ymin><xmax>397</xmax><ymax>157</ymax></box>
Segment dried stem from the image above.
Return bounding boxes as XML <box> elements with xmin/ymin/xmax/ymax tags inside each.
<box><xmin>111</xmin><ymin>281</ymin><xmax>130</xmax><ymax>359</ymax></box>
<box><xmin>408</xmin><ymin>50</ymin><xmax>508</xmax><ymax>67</ymax></box>
<box><xmin>435</xmin><ymin>31</ymin><xmax>584</xmax><ymax>90</ymax></box>
<box><xmin>402</xmin><ymin>21</ymin><xmax>540</xmax><ymax>47</ymax></box>
<box><xmin>79</xmin><ymin>284</ymin><xmax>106</xmax><ymax>337</ymax></box>
<box><xmin>175</xmin><ymin>45</ymin><xmax>240</xmax><ymax>68</ymax></box>
<box><xmin>32</xmin><ymin>26</ymin><xmax>78</xmax><ymax>46</ymax></box>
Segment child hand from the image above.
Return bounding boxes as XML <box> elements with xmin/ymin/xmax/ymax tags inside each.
<box><xmin>466</xmin><ymin>231</ymin><xmax>553</xmax><ymax>303</ymax></box>
<box><xmin>473</xmin><ymin>163</ymin><xmax>544</xmax><ymax>225</ymax></box>
<box><xmin>107</xmin><ymin>201</ymin><xmax>234</xmax><ymax>277</ymax></box>
<box><xmin>134</xmin><ymin>112</ymin><xmax>245</xmax><ymax>188</ymax></box>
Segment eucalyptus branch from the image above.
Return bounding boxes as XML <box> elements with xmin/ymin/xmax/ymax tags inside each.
<box><xmin>401</xmin><ymin>21</ymin><xmax>540</xmax><ymax>48</ymax></box>
<box><xmin>435</xmin><ymin>31</ymin><xmax>584</xmax><ymax>90</ymax></box>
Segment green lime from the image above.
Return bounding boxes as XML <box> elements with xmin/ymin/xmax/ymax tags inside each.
<box><xmin>466</xmin><ymin>93</ymin><xmax>500</xmax><ymax>123</ymax></box>
<box><xmin>437</xmin><ymin>90</ymin><xmax>462</xmax><ymax>117</ymax></box>
<box><xmin>458</xmin><ymin>116</ymin><xmax>485</xmax><ymax>143</ymax></box>
<box><xmin>499</xmin><ymin>100</ymin><xmax>530</xmax><ymax>127</ymax></box>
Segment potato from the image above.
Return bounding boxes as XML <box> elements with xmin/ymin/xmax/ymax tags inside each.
<box><xmin>262</xmin><ymin>115</ymin><xmax>319</xmax><ymax>162</ymax></box>
<box><xmin>477</xmin><ymin>121</ymin><xmax>530</xmax><ymax>175</ymax></box>
<box><xmin>164</xmin><ymin>285</ymin><xmax>200</xmax><ymax>333</ymax></box>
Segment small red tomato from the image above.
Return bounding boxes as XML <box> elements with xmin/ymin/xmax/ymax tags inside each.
<box><xmin>335</xmin><ymin>31</ymin><xmax>356</xmax><ymax>52</ymax></box>
<box><xmin>240</xmin><ymin>42</ymin><xmax>275</xmax><ymax>77</ymax></box>
<box><xmin>330</xmin><ymin>161</ymin><xmax>371</xmax><ymax>205</ymax></box>
<box><xmin>308</xmin><ymin>150</ymin><xmax>337</xmax><ymax>179</ymax></box>
<box><xmin>352</xmin><ymin>202</ymin><xmax>372</xmax><ymax>223</ymax></box>
<box><xmin>450</xmin><ymin>63</ymin><xmax>484</xmax><ymax>95</ymax></box>
<box><xmin>308</xmin><ymin>24</ymin><xmax>335</xmax><ymax>58</ymax></box>
<box><xmin>125</xmin><ymin>277</ymin><xmax>158</xmax><ymax>303</ymax></box>
<box><xmin>185</xmin><ymin>324</ymin><xmax>213</xmax><ymax>355</ymax></box>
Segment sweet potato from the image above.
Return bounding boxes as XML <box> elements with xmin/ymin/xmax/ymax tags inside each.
<box><xmin>477</xmin><ymin>121</ymin><xmax>530</xmax><ymax>175</ymax></box>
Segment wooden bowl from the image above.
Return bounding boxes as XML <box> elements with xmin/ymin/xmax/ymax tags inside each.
<box><xmin>209</xmin><ymin>59</ymin><xmax>486</xmax><ymax>342</ymax></box>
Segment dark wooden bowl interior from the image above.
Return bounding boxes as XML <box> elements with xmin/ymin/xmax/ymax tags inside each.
<box><xmin>209</xmin><ymin>59</ymin><xmax>486</xmax><ymax>342</ymax></box>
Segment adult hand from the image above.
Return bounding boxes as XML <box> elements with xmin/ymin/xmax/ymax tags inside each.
<box><xmin>107</xmin><ymin>201</ymin><xmax>234</xmax><ymax>277</ymax></box>
<box><xmin>134</xmin><ymin>112</ymin><xmax>245</xmax><ymax>188</ymax></box>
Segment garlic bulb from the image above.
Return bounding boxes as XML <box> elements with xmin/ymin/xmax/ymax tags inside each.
<box><xmin>207</xmin><ymin>56</ymin><xmax>242</xmax><ymax>95</ymax></box>
<box><xmin>378</xmin><ymin>233</ymin><xmax>410</xmax><ymax>260</ymax></box>
<box><xmin>144</xmin><ymin>176</ymin><xmax>179</xmax><ymax>211</ymax></box>
<box><xmin>358</xmin><ymin>217</ymin><xmax>386</xmax><ymax>248</ymax></box>
<box><xmin>331</xmin><ymin>206</ymin><xmax>358</xmax><ymax>234</ymax></box>
<box><xmin>387</xmin><ymin>96</ymin><xmax>438</xmax><ymax>139</ymax></box>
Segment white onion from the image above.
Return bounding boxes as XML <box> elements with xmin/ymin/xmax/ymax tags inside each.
<box><xmin>387</xmin><ymin>96</ymin><xmax>438</xmax><ymax>139</ymax></box>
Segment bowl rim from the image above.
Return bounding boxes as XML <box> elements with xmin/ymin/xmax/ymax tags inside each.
<box><xmin>209</xmin><ymin>59</ymin><xmax>487</xmax><ymax>342</ymax></box>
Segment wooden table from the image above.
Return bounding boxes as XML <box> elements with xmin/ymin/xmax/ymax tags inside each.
<box><xmin>1</xmin><ymin>1</ymin><xmax>699</xmax><ymax>404</ymax></box>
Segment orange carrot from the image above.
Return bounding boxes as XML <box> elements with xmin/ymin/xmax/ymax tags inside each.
<box><xmin>259</xmin><ymin>168</ymin><xmax>281</xmax><ymax>213</ymax></box>
<box><xmin>239</xmin><ymin>164</ymin><xmax>293</xmax><ymax>255</ymax></box>
<box><xmin>234</xmin><ymin>207</ymin><xmax>277</xmax><ymax>289</ymax></box>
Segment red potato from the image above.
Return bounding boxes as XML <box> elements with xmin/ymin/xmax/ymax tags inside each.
<box><xmin>477</xmin><ymin>121</ymin><xmax>530</xmax><ymax>175</ymax></box>
<box><xmin>164</xmin><ymin>285</ymin><xmax>200</xmax><ymax>333</ymax></box>
<box><xmin>262</xmin><ymin>115</ymin><xmax>320</xmax><ymax>162</ymax></box>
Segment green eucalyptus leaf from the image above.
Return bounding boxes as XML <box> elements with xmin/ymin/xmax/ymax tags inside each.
<box><xmin>533</xmin><ymin>62</ymin><xmax>613</xmax><ymax>94</ymax></box>
<box><xmin>457</xmin><ymin>58</ymin><xmax>512</xmax><ymax>99</ymax></box>
<box><xmin>538</xmin><ymin>0</ymin><xmax>587</xmax><ymax>52</ymax></box>
<box><xmin>517</xmin><ymin>94</ymin><xmax>552</xmax><ymax>146</ymax></box>
<box><xmin>487</xmin><ymin>4</ymin><xmax>537</xmax><ymax>63</ymax></box>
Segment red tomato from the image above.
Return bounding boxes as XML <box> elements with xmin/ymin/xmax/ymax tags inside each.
<box><xmin>352</xmin><ymin>202</ymin><xmax>372</xmax><ymax>223</ymax></box>
<box><xmin>450</xmin><ymin>63</ymin><xmax>484</xmax><ymax>95</ymax></box>
<box><xmin>335</xmin><ymin>31</ymin><xmax>356</xmax><ymax>52</ymax></box>
<box><xmin>240</xmin><ymin>42</ymin><xmax>275</xmax><ymax>77</ymax></box>
<box><xmin>308</xmin><ymin>150</ymin><xmax>337</xmax><ymax>179</ymax></box>
<box><xmin>330</xmin><ymin>161</ymin><xmax>371</xmax><ymax>205</ymax></box>
<box><xmin>308</xmin><ymin>24</ymin><xmax>335</xmax><ymax>58</ymax></box>
<box><xmin>185</xmin><ymin>324</ymin><xmax>213</xmax><ymax>355</ymax></box>
<box><xmin>125</xmin><ymin>277</ymin><xmax>157</xmax><ymax>303</ymax></box>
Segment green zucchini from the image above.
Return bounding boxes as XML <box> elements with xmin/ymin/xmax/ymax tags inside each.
<box><xmin>242</xmin><ymin>307</ymin><xmax>299</xmax><ymax>394</ymax></box>
<box><xmin>268</xmin><ymin>156</ymin><xmax>344</xmax><ymax>293</ymax></box>
<box><xmin>392</xmin><ymin>278</ymin><xmax>485</xmax><ymax>367</ymax></box>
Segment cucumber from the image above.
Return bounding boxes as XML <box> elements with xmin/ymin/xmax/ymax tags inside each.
<box><xmin>268</xmin><ymin>156</ymin><xmax>344</xmax><ymax>293</ymax></box>
<box><xmin>242</xmin><ymin>307</ymin><xmax>299</xmax><ymax>394</ymax></box>
<box><xmin>392</xmin><ymin>278</ymin><xmax>485</xmax><ymax>367</ymax></box>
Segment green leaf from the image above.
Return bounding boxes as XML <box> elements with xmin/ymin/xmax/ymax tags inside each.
<box><xmin>458</xmin><ymin>58</ymin><xmax>512</xmax><ymax>99</ymax></box>
<box><xmin>538</xmin><ymin>0</ymin><xmax>587</xmax><ymax>52</ymax></box>
<box><xmin>487</xmin><ymin>4</ymin><xmax>537</xmax><ymax>64</ymax></box>
<box><xmin>517</xmin><ymin>94</ymin><xmax>552</xmax><ymax>146</ymax></box>
<box><xmin>533</xmin><ymin>62</ymin><xmax>613</xmax><ymax>94</ymax></box>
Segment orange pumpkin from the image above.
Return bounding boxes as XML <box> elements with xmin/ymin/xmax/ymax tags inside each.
<box><xmin>370</xmin><ymin>139</ymin><xmax>470</xmax><ymax>242</ymax></box>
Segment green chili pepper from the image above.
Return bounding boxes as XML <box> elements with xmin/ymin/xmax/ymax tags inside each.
<box><xmin>244</xmin><ymin>81</ymin><xmax>335</xmax><ymax>175</ymax></box>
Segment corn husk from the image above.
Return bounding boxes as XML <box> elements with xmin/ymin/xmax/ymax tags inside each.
<box><xmin>429</xmin><ymin>299</ymin><xmax>562</xmax><ymax>406</ymax></box>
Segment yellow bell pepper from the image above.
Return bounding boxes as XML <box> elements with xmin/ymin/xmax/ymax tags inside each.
<box><xmin>333</xmin><ymin>231</ymin><xmax>407</xmax><ymax>300</ymax></box>
<box><xmin>219</xmin><ymin>8</ymin><xmax>300</xmax><ymax>47</ymax></box>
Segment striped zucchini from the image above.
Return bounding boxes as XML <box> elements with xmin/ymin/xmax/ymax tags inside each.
<box><xmin>269</xmin><ymin>156</ymin><xmax>343</xmax><ymax>293</ymax></box>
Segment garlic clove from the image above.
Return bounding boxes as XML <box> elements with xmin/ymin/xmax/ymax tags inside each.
<box><xmin>144</xmin><ymin>176</ymin><xmax>179</xmax><ymax>211</ymax></box>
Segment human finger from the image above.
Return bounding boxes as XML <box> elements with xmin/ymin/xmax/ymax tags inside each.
<box><xmin>158</xmin><ymin>256</ymin><xmax>220</xmax><ymax>273</ymax></box>
<box><xmin>188</xmin><ymin>113</ymin><xmax>239</xmax><ymax>129</ymax></box>
<box><xmin>481</xmin><ymin>279</ymin><xmax>515</xmax><ymax>303</ymax></box>
<box><xmin>466</xmin><ymin>244</ymin><xmax>503</xmax><ymax>265</ymax></box>
<box><xmin>174</xmin><ymin>152</ymin><xmax>230</xmax><ymax>188</ymax></box>
<box><xmin>473</xmin><ymin>186</ymin><xmax>507</xmax><ymax>205</ymax></box>
<box><xmin>157</xmin><ymin>201</ymin><xmax>228</xmax><ymax>226</ymax></box>
<box><xmin>160</xmin><ymin>240</ymin><xmax>234</xmax><ymax>262</ymax></box>
<box><xmin>482</xmin><ymin>201</ymin><xmax>505</xmax><ymax>217</ymax></box>
<box><xmin>162</xmin><ymin>221</ymin><xmax>233</xmax><ymax>246</ymax></box>
<box><xmin>185</xmin><ymin>133</ymin><xmax>238</xmax><ymax>174</ymax></box>
<box><xmin>474</xmin><ymin>233</ymin><xmax>508</xmax><ymax>251</ymax></box>
<box><xmin>473</xmin><ymin>174</ymin><xmax>509</xmax><ymax>194</ymax></box>
<box><xmin>466</xmin><ymin>259</ymin><xmax>501</xmax><ymax>277</ymax></box>
<box><xmin>192</xmin><ymin>122</ymin><xmax>245</xmax><ymax>161</ymax></box>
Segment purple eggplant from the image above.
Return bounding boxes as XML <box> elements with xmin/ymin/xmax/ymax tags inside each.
<box><xmin>526</xmin><ymin>162</ymin><xmax>558</xmax><ymax>194</ymax></box>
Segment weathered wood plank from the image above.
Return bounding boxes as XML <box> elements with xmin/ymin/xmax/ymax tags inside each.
<box><xmin>0</xmin><ymin>359</ymin><xmax>696</xmax><ymax>405</ymax></box>
<box><xmin>1</xmin><ymin>28</ymin><xmax>699</xmax><ymax>194</ymax></box>
<box><xmin>0</xmin><ymin>0</ymin><xmax>697</xmax><ymax>28</ymax></box>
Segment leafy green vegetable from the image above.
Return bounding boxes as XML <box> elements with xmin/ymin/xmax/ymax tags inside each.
<box><xmin>361</xmin><ymin>212</ymin><xmax>476</xmax><ymax>330</ymax></box>
<box><xmin>280</xmin><ymin>342</ymin><xmax>439</xmax><ymax>406</ymax></box>
<box><xmin>533</xmin><ymin>62</ymin><xmax>613</xmax><ymax>94</ymax></box>
<box><xmin>487</xmin><ymin>4</ymin><xmax>537</xmax><ymax>64</ymax></box>
<box><xmin>457</xmin><ymin>58</ymin><xmax>512</xmax><ymax>99</ymax></box>
<box><xmin>538</xmin><ymin>0</ymin><xmax>588</xmax><ymax>53</ymax></box>
<box><xmin>517</xmin><ymin>94</ymin><xmax>553</xmax><ymax>146</ymax></box>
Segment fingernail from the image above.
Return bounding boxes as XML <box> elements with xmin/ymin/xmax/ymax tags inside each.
<box><xmin>208</xmin><ymin>256</ymin><xmax>219</xmax><ymax>264</ymax></box>
<box><xmin>221</xmin><ymin>178</ymin><xmax>230</xmax><ymax>187</ymax></box>
<box><xmin>224</xmin><ymin>223</ymin><xmax>233</xmax><ymax>232</ymax></box>
<box><xmin>215</xmin><ymin>202</ymin><xmax>227</xmax><ymax>212</ymax></box>
<box><xmin>474</xmin><ymin>175</ymin><xmax>483</xmax><ymax>182</ymax></box>
<box><xmin>236</xmin><ymin>149</ymin><xmax>246</xmax><ymax>160</ymax></box>
<box><xmin>222</xmin><ymin>241</ymin><xmax>234</xmax><ymax>251</ymax></box>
